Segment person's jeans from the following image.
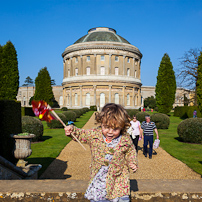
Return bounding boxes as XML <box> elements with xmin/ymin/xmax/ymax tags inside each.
<box><xmin>143</xmin><ymin>135</ymin><xmax>153</xmax><ymax>157</ymax></box>
<box><xmin>131</xmin><ymin>135</ymin><xmax>139</xmax><ymax>153</ymax></box>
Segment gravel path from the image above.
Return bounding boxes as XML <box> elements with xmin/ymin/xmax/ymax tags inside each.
<box><xmin>40</xmin><ymin>112</ymin><xmax>201</xmax><ymax>180</ymax></box>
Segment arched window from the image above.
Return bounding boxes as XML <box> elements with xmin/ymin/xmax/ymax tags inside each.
<box><xmin>100</xmin><ymin>66</ymin><xmax>105</xmax><ymax>75</ymax></box>
<box><xmin>115</xmin><ymin>67</ymin><xmax>119</xmax><ymax>75</ymax></box>
<box><xmin>75</xmin><ymin>93</ymin><xmax>78</xmax><ymax>106</ymax></box>
<box><xmin>100</xmin><ymin>93</ymin><xmax>105</xmax><ymax>107</ymax></box>
<box><xmin>86</xmin><ymin>67</ymin><xmax>90</xmax><ymax>75</ymax></box>
<box><xmin>115</xmin><ymin>93</ymin><xmax>119</xmax><ymax>104</ymax></box>
<box><xmin>75</xmin><ymin>68</ymin><xmax>78</xmax><ymax>76</ymax></box>
<box><xmin>127</xmin><ymin>94</ymin><xmax>130</xmax><ymax>105</ymax></box>
<box><xmin>127</xmin><ymin>68</ymin><xmax>130</xmax><ymax>76</ymax></box>
<box><xmin>86</xmin><ymin>93</ymin><xmax>90</xmax><ymax>105</ymax></box>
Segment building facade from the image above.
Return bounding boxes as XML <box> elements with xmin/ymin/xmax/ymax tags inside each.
<box><xmin>61</xmin><ymin>27</ymin><xmax>143</xmax><ymax>109</ymax></box>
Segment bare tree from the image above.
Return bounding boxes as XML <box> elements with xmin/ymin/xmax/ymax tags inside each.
<box><xmin>177</xmin><ymin>48</ymin><xmax>202</xmax><ymax>105</ymax></box>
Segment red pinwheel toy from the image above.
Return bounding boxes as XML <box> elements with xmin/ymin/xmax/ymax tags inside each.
<box><xmin>31</xmin><ymin>100</ymin><xmax>86</xmax><ymax>150</ymax></box>
<box><xmin>32</xmin><ymin>100</ymin><xmax>55</xmax><ymax>122</ymax></box>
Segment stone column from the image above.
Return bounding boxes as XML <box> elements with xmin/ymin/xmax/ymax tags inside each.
<box><xmin>123</xmin><ymin>55</ymin><xmax>126</xmax><ymax>76</ymax></box>
<box><xmin>70</xmin><ymin>86</ymin><xmax>72</xmax><ymax>108</ymax></box>
<box><xmin>80</xmin><ymin>55</ymin><xmax>83</xmax><ymax>76</ymax></box>
<box><xmin>133</xmin><ymin>58</ymin><xmax>135</xmax><ymax>78</ymax></box>
<box><xmin>122</xmin><ymin>86</ymin><xmax>126</xmax><ymax>106</ymax></box>
<box><xmin>109</xmin><ymin>85</ymin><xmax>112</xmax><ymax>103</ymax></box>
<box><xmin>70</xmin><ymin>57</ymin><xmax>72</xmax><ymax>76</ymax></box>
<box><xmin>93</xmin><ymin>85</ymin><xmax>96</xmax><ymax>105</ymax></box>
<box><xmin>138</xmin><ymin>88</ymin><xmax>141</xmax><ymax>106</ymax></box>
<box><xmin>94</xmin><ymin>54</ymin><xmax>97</xmax><ymax>75</ymax></box>
<box><xmin>80</xmin><ymin>85</ymin><xmax>83</xmax><ymax>107</ymax></box>
<box><xmin>63</xmin><ymin>60</ymin><xmax>66</xmax><ymax>78</ymax></box>
<box><xmin>132</xmin><ymin>87</ymin><xmax>135</xmax><ymax>107</ymax></box>
<box><xmin>109</xmin><ymin>54</ymin><xmax>112</xmax><ymax>75</ymax></box>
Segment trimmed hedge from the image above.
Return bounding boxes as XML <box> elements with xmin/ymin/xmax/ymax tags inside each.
<box><xmin>61</xmin><ymin>107</ymin><xmax>68</xmax><ymax>111</ymax></box>
<box><xmin>22</xmin><ymin>116</ymin><xmax>44</xmax><ymax>141</ymax></box>
<box><xmin>62</xmin><ymin>111</ymin><xmax>77</xmax><ymax>122</ymax></box>
<box><xmin>21</xmin><ymin>107</ymin><xmax>35</xmax><ymax>116</ymax></box>
<box><xmin>177</xmin><ymin>118</ymin><xmax>202</xmax><ymax>143</ymax></box>
<box><xmin>150</xmin><ymin>113</ymin><xmax>170</xmax><ymax>129</ymax></box>
<box><xmin>187</xmin><ymin>106</ymin><xmax>201</xmax><ymax>118</ymax></box>
<box><xmin>174</xmin><ymin>106</ymin><xmax>188</xmax><ymax>119</ymax></box>
<box><xmin>174</xmin><ymin>106</ymin><xmax>201</xmax><ymax>119</ymax></box>
<box><xmin>47</xmin><ymin>113</ymin><xmax>67</xmax><ymax>128</ymax></box>
<box><xmin>136</xmin><ymin>112</ymin><xmax>150</xmax><ymax>123</ymax></box>
<box><xmin>125</xmin><ymin>109</ymin><xmax>139</xmax><ymax>119</ymax></box>
<box><xmin>0</xmin><ymin>100</ymin><xmax>22</xmax><ymax>164</ymax></box>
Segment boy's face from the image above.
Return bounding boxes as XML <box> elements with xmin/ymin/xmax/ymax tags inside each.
<box><xmin>101</xmin><ymin>124</ymin><xmax>121</xmax><ymax>141</ymax></box>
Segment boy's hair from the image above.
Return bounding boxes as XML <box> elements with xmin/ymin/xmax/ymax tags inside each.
<box><xmin>95</xmin><ymin>103</ymin><xmax>130</xmax><ymax>133</ymax></box>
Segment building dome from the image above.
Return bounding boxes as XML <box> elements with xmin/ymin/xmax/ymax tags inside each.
<box><xmin>74</xmin><ymin>27</ymin><xmax>130</xmax><ymax>44</ymax></box>
<box><xmin>62</xmin><ymin>27</ymin><xmax>143</xmax><ymax>109</ymax></box>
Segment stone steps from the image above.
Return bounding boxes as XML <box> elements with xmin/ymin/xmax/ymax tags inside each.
<box><xmin>0</xmin><ymin>179</ymin><xmax>202</xmax><ymax>201</ymax></box>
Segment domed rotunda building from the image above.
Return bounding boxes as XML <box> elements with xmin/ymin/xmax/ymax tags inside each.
<box><xmin>62</xmin><ymin>27</ymin><xmax>142</xmax><ymax>109</ymax></box>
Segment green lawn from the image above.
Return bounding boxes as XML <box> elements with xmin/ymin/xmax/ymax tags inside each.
<box><xmin>147</xmin><ymin>111</ymin><xmax>202</xmax><ymax>176</ymax></box>
<box><xmin>27</xmin><ymin>110</ymin><xmax>94</xmax><ymax>176</ymax></box>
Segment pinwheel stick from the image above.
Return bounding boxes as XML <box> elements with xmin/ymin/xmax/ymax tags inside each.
<box><xmin>47</xmin><ymin>105</ymin><xmax>86</xmax><ymax>151</ymax></box>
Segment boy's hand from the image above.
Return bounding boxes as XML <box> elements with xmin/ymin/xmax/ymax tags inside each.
<box><xmin>65</xmin><ymin>125</ymin><xmax>74</xmax><ymax>136</ymax></box>
<box><xmin>129</xmin><ymin>163</ymin><xmax>138</xmax><ymax>172</ymax></box>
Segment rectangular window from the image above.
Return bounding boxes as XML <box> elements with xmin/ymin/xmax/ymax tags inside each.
<box><xmin>127</xmin><ymin>68</ymin><xmax>130</xmax><ymax>76</ymax></box>
<box><xmin>75</xmin><ymin>57</ymin><xmax>78</xmax><ymax>63</ymax></box>
<box><xmin>86</xmin><ymin>67</ymin><xmax>90</xmax><ymax>75</ymax></box>
<box><xmin>87</xmin><ymin>56</ymin><xmax>90</xmax><ymax>61</ymax></box>
<box><xmin>135</xmin><ymin>59</ymin><xmax>138</xmax><ymax>65</ymax></box>
<box><xmin>127</xmin><ymin>58</ymin><xmax>130</xmax><ymax>63</ymax></box>
<box><xmin>115</xmin><ymin>67</ymin><xmax>119</xmax><ymax>75</ymax></box>
<box><xmin>115</xmin><ymin>56</ymin><xmax>119</xmax><ymax>62</ymax></box>
<box><xmin>75</xmin><ymin>68</ymin><xmax>78</xmax><ymax>76</ymax></box>
<box><xmin>100</xmin><ymin>66</ymin><xmax>105</xmax><ymax>75</ymax></box>
<box><xmin>101</xmin><ymin>55</ymin><xmax>105</xmax><ymax>61</ymax></box>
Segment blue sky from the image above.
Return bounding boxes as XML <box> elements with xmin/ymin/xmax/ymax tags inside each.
<box><xmin>0</xmin><ymin>0</ymin><xmax>202</xmax><ymax>87</ymax></box>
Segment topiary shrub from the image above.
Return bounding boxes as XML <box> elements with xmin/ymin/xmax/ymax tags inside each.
<box><xmin>63</xmin><ymin>111</ymin><xmax>77</xmax><ymax>122</ymax></box>
<box><xmin>22</xmin><ymin>116</ymin><xmax>44</xmax><ymax>142</ymax></box>
<box><xmin>61</xmin><ymin>107</ymin><xmax>68</xmax><ymax>111</ymax></box>
<box><xmin>136</xmin><ymin>112</ymin><xmax>150</xmax><ymax>123</ymax></box>
<box><xmin>70</xmin><ymin>109</ymin><xmax>82</xmax><ymax>118</ymax></box>
<box><xmin>150</xmin><ymin>113</ymin><xmax>170</xmax><ymax>129</ymax></box>
<box><xmin>125</xmin><ymin>109</ymin><xmax>139</xmax><ymax>119</ymax></box>
<box><xmin>177</xmin><ymin>118</ymin><xmax>202</xmax><ymax>143</ymax></box>
<box><xmin>187</xmin><ymin>106</ymin><xmax>201</xmax><ymax>118</ymax></box>
<box><xmin>47</xmin><ymin>113</ymin><xmax>67</xmax><ymax>128</ymax></box>
<box><xmin>90</xmin><ymin>105</ymin><xmax>97</xmax><ymax>111</ymax></box>
<box><xmin>83</xmin><ymin>107</ymin><xmax>89</xmax><ymax>113</ymax></box>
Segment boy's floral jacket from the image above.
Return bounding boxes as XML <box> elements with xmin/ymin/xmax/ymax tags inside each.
<box><xmin>71</xmin><ymin>126</ymin><xmax>137</xmax><ymax>200</ymax></box>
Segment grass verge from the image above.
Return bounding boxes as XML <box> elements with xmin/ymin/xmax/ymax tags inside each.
<box><xmin>26</xmin><ymin>110</ymin><xmax>94</xmax><ymax>176</ymax></box>
<box><xmin>147</xmin><ymin>111</ymin><xmax>202</xmax><ymax>176</ymax></box>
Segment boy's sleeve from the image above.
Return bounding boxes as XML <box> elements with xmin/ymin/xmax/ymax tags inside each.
<box><xmin>71</xmin><ymin>126</ymin><xmax>93</xmax><ymax>144</ymax></box>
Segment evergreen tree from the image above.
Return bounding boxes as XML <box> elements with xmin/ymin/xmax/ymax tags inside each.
<box><xmin>0</xmin><ymin>41</ymin><xmax>19</xmax><ymax>99</ymax></box>
<box><xmin>23</xmin><ymin>76</ymin><xmax>34</xmax><ymax>86</ymax></box>
<box><xmin>144</xmin><ymin>96</ymin><xmax>156</xmax><ymax>109</ymax></box>
<box><xmin>197</xmin><ymin>51</ymin><xmax>202</xmax><ymax>114</ymax></box>
<box><xmin>155</xmin><ymin>53</ymin><xmax>176</xmax><ymax>114</ymax></box>
<box><xmin>34</xmin><ymin>67</ymin><xmax>54</xmax><ymax>105</ymax></box>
